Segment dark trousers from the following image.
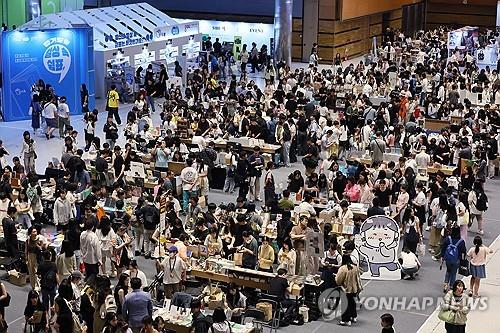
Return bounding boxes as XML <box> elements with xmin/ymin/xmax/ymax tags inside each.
<box><xmin>84</xmin><ymin>262</ymin><xmax>99</xmax><ymax>280</ymax></box>
<box><xmin>107</xmin><ymin>107</ymin><xmax>121</xmax><ymax>125</ymax></box>
<box><xmin>341</xmin><ymin>293</ymin><xmax>357</xmax><ymax>322</ymax></box>
<box><xmin>238</xmin><ymin>179</ymin><xmax>249</xmax><ymax>199</ymax></box>
<box><xmin>41</xmin><ymin>288</ymin><xmax>56</xmax><ymax>311</ymax></box>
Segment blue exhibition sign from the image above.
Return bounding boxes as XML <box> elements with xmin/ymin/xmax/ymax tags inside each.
<box><xmin>1</xmin><ymin>28</ymin><xmax>95</xmax><ymax>122</ymax></box>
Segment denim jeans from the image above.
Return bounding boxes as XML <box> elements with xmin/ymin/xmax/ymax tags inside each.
<box><xmin>283</xmin><ymin>141</ymin><xmax>291</xmax><ymax>166</ymax></box>
<box><xmin>146</xmin><ymin>95</ymin><xmax>156</xmax><ymax>112</ymax></box>
<box><xmin>182</xmin><ymin>190</ymin><xmax>197</xmax><ymax>212</ymax></box>
<box><xmin>445</xmin><ymin>261</ymin><xmax>459</xmax><ymax>288</ymax></box>
<box><xmin>223</xmin><ymin>167</ymin><xmax>235</xmax><ymax>192</ymax></box>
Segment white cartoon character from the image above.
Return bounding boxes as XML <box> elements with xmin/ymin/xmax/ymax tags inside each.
<box><xmin>358</xmin><ymin>215</ymin><xmax>401</xmax><ymax>280</ymax></box>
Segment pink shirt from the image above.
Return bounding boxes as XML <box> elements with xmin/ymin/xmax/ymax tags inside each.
<box><xmin>467</xmin><ymin>246</ymin><xmax>491</xmax><ymax>266</ymax></box>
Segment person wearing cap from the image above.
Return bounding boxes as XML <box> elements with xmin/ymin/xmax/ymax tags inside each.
<box><xmin>156</xmin><ymin>246</ymin><xmax>186</xmax><ymax>299</ymax></box>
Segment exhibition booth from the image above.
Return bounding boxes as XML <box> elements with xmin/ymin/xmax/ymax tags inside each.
<box><xmin>195</xmin><ymin>19</ymin><xmax>274</xmax><ymax>58</ymax></box>
<box><xmin>1</xmin><ymin>27</ymin><xmax>95</xmax><ymax>122</ymax></box>
<box><xmin>21</xmin><ymin>2</ymin><xmax>202</xmax><ymax>99</ymax></box>
<box><xmin>447</xmin><ymin>26</ymin><xmax>498</xmax><ymax>68</ymax></box>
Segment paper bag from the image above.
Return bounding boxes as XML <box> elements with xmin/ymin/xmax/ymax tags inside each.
<box><xmin>198</xmin><ymin>196</ymin><xmax>206</xmax><ymax>209</ymax></box>
<box><xmin>256</xmin><ymin>302</ymin><xmax>273</xmax><ymax>321</ymax></box>
<box><xmin>234</xmin><ymin>252</ymin><xmax>243</xmax><ymax>266</ymax></box>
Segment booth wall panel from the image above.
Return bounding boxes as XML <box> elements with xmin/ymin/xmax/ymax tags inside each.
<box><xmin>426</xmin><ymin>2</ymin><xmax>496</xmax><ymax>28</ymax></box>
<box><xmin>318</xmin><ymin>46</ymin><xmax>334</xmax><ymax>62</ymax></box>
<box><xmin>293</xmin><ymin>18</ymin><xmax>303</xmax><ymax>32</ymax></box>
<box><xmin>370</xmin><ymin>23</ymin><xmax>383</xmax><ymax>37</ymax></box>
<box><xmin>341</xmin><ymin>0</ymin><xmax>421</xmax><ymax>20</ymax></box>
<box><xmin>334</xmin><ymin>17</ymin><xmax>365</xmax><ymax>33</ymax></box>
<box><xmin>319</xmin><ymin>20</ymin><xmax>335</xmax><ymax>33</ymax></box>
<box><xmin>319</xmin><ymin>0</ymin><xmax>336</xmax><ymax>20</ymax></box>
<box><xmin>292</xmin><ymin>45</ymin><xmax>302</xmax><ymax>60</ymax></box>
<box><xmin>292</xmin><ymin>33</ymin><xmax>303</xmax><ymax>45</ymax></box>
<box><xmin>426</xmin><ymin>12</ymin><xmax>495</xmax><ymax>27</ymax></box>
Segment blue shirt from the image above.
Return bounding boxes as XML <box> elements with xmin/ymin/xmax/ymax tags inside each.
<box><xmin>122</xmin><ymin>289</ymin><xmax>153</xmax><ymax>328</ymax></box>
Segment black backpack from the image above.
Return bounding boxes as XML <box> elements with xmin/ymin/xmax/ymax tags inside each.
<box><xmin>475</xmin><ymin>191</ymin><xmax>488</xmax><ymax>211</ymax></box>
<box><xmin>41</xmin><ymin>268</ymin><xmax>57</xmax><ymax>290</ymax></box>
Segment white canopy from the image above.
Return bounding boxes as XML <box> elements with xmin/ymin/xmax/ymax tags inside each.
<box><xmin>20</xmin><ymin>2</ymin><xmax>199</xmax><ymax>51</ymax></box>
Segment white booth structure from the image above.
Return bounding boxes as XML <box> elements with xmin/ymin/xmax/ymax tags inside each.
<box><xmin>21</xmin><ymin>2</ymin><xmax>202</xmax><ymax>99</ymax></box>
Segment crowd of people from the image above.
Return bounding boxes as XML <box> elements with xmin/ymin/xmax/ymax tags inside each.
<box><xmin>0</xmin><ymin>25</ymin><xmax>497</xmax><ymax>333</ymax></box>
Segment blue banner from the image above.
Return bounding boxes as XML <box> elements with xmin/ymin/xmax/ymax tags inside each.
<box><xmin>1</xmin><ymin>28</ymin><xmax>95</xmax><ymax>122</ymax></box>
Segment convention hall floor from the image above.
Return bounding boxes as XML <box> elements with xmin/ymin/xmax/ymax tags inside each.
<box><xmin>0</xmin><ymin>73</ymin><xmax>498</xmax><ymax>332</ymax></box>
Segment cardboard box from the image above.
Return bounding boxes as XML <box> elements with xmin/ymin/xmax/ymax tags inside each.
<box><xmin>290</xmin><ymin>283</ymin><xmax>302</xmax><ymax>296</ymax></box>
<box><xmin>319</xmin><ymin>209</ymin><xmax>335</xmax><ymax>224</ymax></box>
<box><xmin>256</xmin><ymin>302</ymin><xmax>273</xmax><ymax>321</ymax></box>
<box><xmin>8</xmin><ymin>270</ymin><xmax>26</xmax><ymax>286</ymax></box>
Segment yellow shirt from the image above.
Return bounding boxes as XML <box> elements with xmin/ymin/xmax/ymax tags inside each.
<box><xmin>258</xmin><ymin>244</ymin><xmax>275</xmax><ymax>270</ymax></box>
<box><xmin>107</xmin><ymin>90</ymin><xmax>119</xmax><ymax>108</ymax></box>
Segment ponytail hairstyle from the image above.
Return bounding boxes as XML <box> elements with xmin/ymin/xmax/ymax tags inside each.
<box><xmin>474</xmin><ymin>236</ymin><xmax>483</xmax><ymax>255</ymax></box>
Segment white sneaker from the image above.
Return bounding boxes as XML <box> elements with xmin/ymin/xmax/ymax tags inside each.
<box><xmin>425</xmin><ymin>226</ymin><xmax>431</xmax><ymax>231</ymax></box>
<box><xmin>478</xmin><ymin>230</ymin><xmax>484</xmax><ymax>235</ymax></box>
<box><xmin>339</xmin><ymin>321</ymin><xmax>351</xmax><ymax>326</ymax></box>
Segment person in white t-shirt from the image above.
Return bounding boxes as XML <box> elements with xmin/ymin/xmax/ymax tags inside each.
<box><xmin>57</xmin><ymin>96</ymin><xmax>71</xmax><ymax>138</ymax></box>
<box><xmin>180</xmin><ymin>158</ymin><xmax>199</xmax><ymax>213</ymax></box>
<box><xmin>399</xmin><ymin>247</ymin><xmax>421</xmax><ymax>280</ymax></box>
<box><xmin>43</xmin><ymin>97</ymin><xmax>58</xmax><ymax>140</ymax></box>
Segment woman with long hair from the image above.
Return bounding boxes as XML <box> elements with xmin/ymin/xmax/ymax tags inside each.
<box><xmin>55</xmin><ymin>239</ymin><xmax>76</xmax><ymax>283</ymax></box>
<box><xmin>25</xmin><ymin>226</ymin><xmax>42</xmax><ymax>290</ymax></box>
<box><xmin>51</xmin><ymin>297</ymin><xmax>74</xmax><ymax>333</ymax></box>
<box><xmin>96</xmin><ymin>216</ymin><xmax>117</xmax><ymax>277</ymax></box>
<box><xmin>24</xmin><ymin>290</ymin><xmax>48</xmax><ymax>333</ymax></box>
<box><xmin>114</xmin><ymin>273</ymin><xmax>130</xmax><ymax>319</ymax></box>
<box><xmin>335</xmin><ymin>254</ymin><xmax>362</xmax><ymax>326</ymax></box>
<box><xmin>402</xmin><ymin>207</ymin><xmax>421</xmax><ymax>254</ymax></box>
<box><xmin>467</xmin><ymin>236</ymin><xmax>492</xmax><ymax>298</ymax></box>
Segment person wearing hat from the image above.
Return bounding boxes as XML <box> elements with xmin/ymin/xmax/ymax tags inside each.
<box><xmin>156</xmin><ymin>246</ymin><xmax>186</xmax><ymax>299</ymax></box>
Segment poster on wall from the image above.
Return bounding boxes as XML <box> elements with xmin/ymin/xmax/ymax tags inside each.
<box><xmin>1</xmin><ymin>28</ymin><xmax>95</xmax><ymax>121</ymax></box>
<box><xmin>159</xmin><ymin>40</ymin><xmax>178</xmax><ymax>63</ymax></box>
<box><xmin>134</xmin><ymin>51</ymin><xmax>156</xmax><ymax>68</ymax></box>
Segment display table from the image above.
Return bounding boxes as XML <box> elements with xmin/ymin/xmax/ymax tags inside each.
<box><xmin>154</xmin><ymin>307</ymin><xmax>254</xmax><ymax>333</ymax></box>
<box><xmin>190</xmin><ymin>258</ymin><xmax>321</xmax><ymax>292</ymax></box>
<box><xmin>424</xmin><ymin>119</ymin><xmax>449</xmax><ymax>131</ymax></box>
<box><xmin>180</xmin><ymin>138</ymin><xmax>281</xmax><ymax>156</ymax></box>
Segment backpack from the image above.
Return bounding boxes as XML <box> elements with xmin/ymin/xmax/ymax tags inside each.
<box><xmin>475</xmin><ymin>191</ymin><xmax>488</xmax><ymax>211</ymax></box>
<box><xmin>41</xmin><ymin>268</ymin><xmax>57</xmax><ymax>290</ymax></box>
<box><xmin>444</xmin><ymin>236</ymin><xmax>463</xmax><ymax>263</ymax></box>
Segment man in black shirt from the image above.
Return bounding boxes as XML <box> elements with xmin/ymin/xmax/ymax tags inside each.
<box><xmin>2</xmin><ymin>207</ymin><xmax>18</xmax><ymax>259</ymax></box>
<box><xmin>332</xmin><ymin>171</ymin><xmax>348</xmax><ymax>202</ymax></box>
<box><xmin>268</xmin><ymin>268</ymin><xmax>293</xmax><ymax>308</ymax></box>
<box><xmin>233</xmin><ymin>214</ymin><xmax>251</xmax><ymax>247</ymax></box>
<box><xmin>212</xmin><ymin>38</ymin><xmax>222</xmax><ymax>56</ymax></box>
<box><xmin>367</xmin><ymin>197</ymin><xmax>386</xmax><ymax>217</ymax></box>
<box><xmin>373</xmin><ymin>179</ymin><xmax>392</xmax><ymax>207</ymax></box>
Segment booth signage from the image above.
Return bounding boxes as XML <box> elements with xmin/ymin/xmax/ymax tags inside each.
<box><xmin>1</xmin><ymin>28</ymin><xmax>94</xmax><ymax>121</ymax></box>
<box><xmin>104</xmin><ymin>31</ymin><xmax>153</xmax><ymax>49</ymax></box>
<box><xmin>153</xmin><ymin>22</ymin><xmax>199</xmax><ymax>42</ymax></box>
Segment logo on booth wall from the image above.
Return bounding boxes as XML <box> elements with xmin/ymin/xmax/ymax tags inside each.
<box><xmin>171</xmin><ymin>26</ymin><xmax>180</xmax><ymax>36</ymax></box>
<box><xmin>42</xmin><ymin>37</ymin><xmax>71</xmax><ymax>83</ymax></box>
